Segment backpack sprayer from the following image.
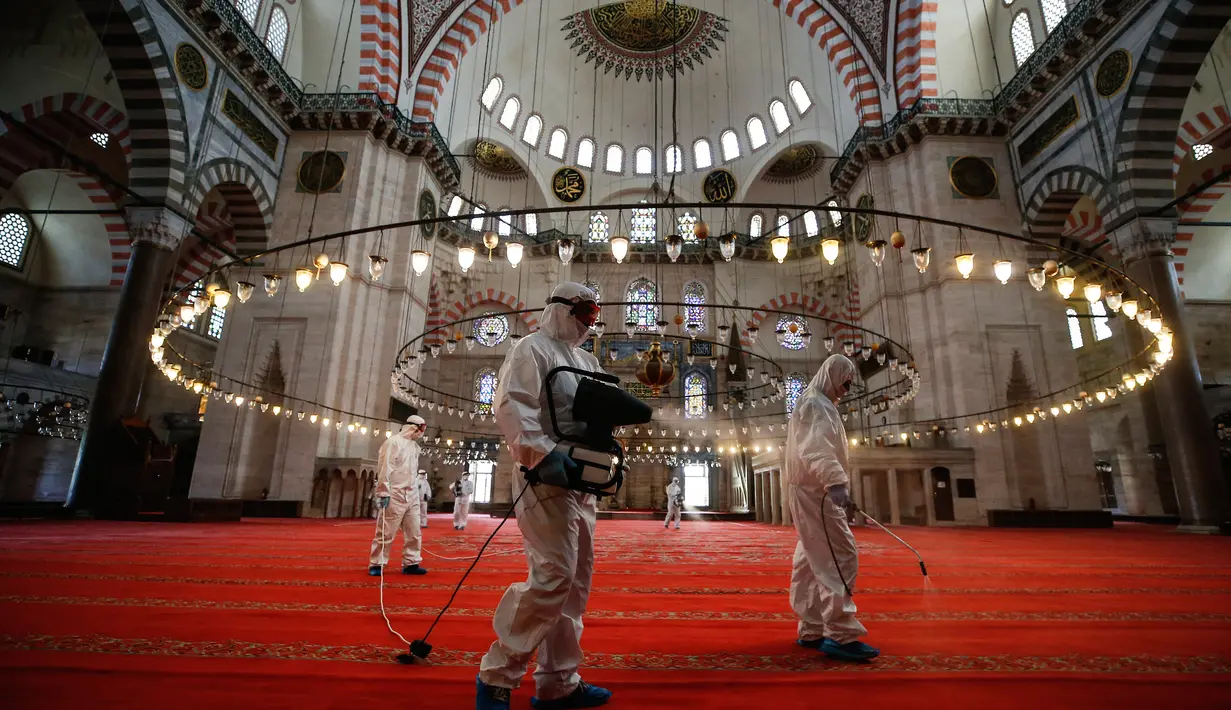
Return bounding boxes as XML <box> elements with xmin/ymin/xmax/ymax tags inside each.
<box><xmin>399</xmin><ymin>366</ymin><xmax>652</xmax><ymax>664</ymax></box>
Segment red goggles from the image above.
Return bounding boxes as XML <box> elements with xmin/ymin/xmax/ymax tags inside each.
<box><xmin>551</xmin><ymin>297</ymin><xmax>601</xmax><ymax>327</ymax></box>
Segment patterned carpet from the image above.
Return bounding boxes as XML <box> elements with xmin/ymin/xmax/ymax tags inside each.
<box><xmin>2</xmin><ymin>516</ymin><xmax>1230</xmax><ymax>708</ymax></box>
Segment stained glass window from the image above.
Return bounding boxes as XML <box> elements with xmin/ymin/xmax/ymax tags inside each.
<box><xmin>665</xmin><ymin>144</ymin><xmax>683</xmax><ymax>173</ymax></box>
<box><xmin>804</xmin><ymin>211</ymin><xmax>819</xmax><ymax>237</ymax></box>
<box><xmin>583</xmin><ymin>280</ymin><xmax>601</xmax><ymax>301</ymax></box>
<box><xmin>626</xmin><ymin>278</ymin><xmax>659</xmax><ymax>332</ymax></box>
<box><xmin>683</xmin><ymin>281</ymin><xmax>705</xmax><ymax>329</ymax></box>
<box><xmin>207</xmin><ymin>307</ymin><xmax>226</xmax><ymax>339</ymax></box>
<box><xmin>631</xmin><ymin>201</ymin><xmax>656</xmax><ymax>243</ymax></box>
<box><xmin>1066</xmin><ymin>308</ymin><xmax>1084</xmax><ymax>349</ymax></box>
<box><xmin>1091</xmin><ymin>301</ymin><xmax>1113</xmax><ymax>341</ymax></box>
<box><xmin>523</xmin><ymin>115</ymin><xmax>543</xmax><ymax>147</ymax></box>
<box><xmin>474</xmin><ymin>312</ymin><xmax>510</xmax><ymax>347</ymax></box>
<box><xmin>678</xmin><ymin>211</ymin><xmax>698</xmax><ymax>242</ymax></box>
<box><xmin>547</xmin><ymin>128</ymin><xmax>567</xmax><ymax>158</ymax></box>
<box><xmin>785</xmin><ymin>373</ymin><xmax>806</xmax><ymax>416</ymax></box>
<box><xmin>777</xmin><ymin>315</ymin><xmax>808</xmax><ymax>351</ymax></box>
<box><xmin>1011</xmin><ymin>12</ymin><xmax>1036</xmax><ymax>68</ymax></box>
<box><xmin>770</xmin><ymin>100</ymin><xmax>791</xmax><ymax>134</ymax></box>
<box><xmin>749</xmin><ymin>213</ymin><xmax>763</xmax><ymax>238</ymax></box>
<box><xmin>747</xmin><ymin>116</ymin><xmax>768</xmax><ymax>150</ymax></box>
<box><xmin>721</xmin><ymin>130</ymin><xmax>740</xmax><ymax>161</ymax></box>
<box><xmin>89</xmin><ymin>132</ymin><xmax>109</xmax><ymax>147</ymax></box>
<box><xmin>235</xmin><ymin>0</ymin><xmax>260</xmax><ymax>27</ymax></box>
<box><xmin>481</xmin><ymin>77</ymin><xmax>502</xmax><ymax>110</ymax></box>
<box><xmin>826</xmin><ymin>199</ymin><xmax>842</xmax><ymax>227</ymax></box>
<box><xmin>1041</xmin><ymin>0</ymin><xmax>1067</xmax><ymax>32</ymax></box>
<box><xmin>789</xmin><ymin>80</ymin><xmax>813</xmax><ymax>114</ymax></box>
<box><xmin>473</xmin><ymin>368</ymin><xmax>498</xmax><ymax>414</ymax></box>
<box><xmin>588</xmin><ymin>212</ymin><xmax>610</xmax><ymax>243</ymax></box>
<box><xmin>635</xmin><ymin>146</ymin><xmax>653</xmax><ymax>174</ymax></box>
<box><xmin>577</xmin><ymin>138</ymin><xmax>595</xmax><ymax>168</ymax></box>
<box><xmin>265</xmin><ymin>6</ymin><xmax>289</xmax><ymax>61</ymax></box>
<box><xmin>684</xmin><ymin>372</ymin><xmax>707</xmax><ymax>419</ymax></box>
<box><xmin>0</xmin><ymin>212</ymin><xmax>31</xmax><ymax>268</ymax></box>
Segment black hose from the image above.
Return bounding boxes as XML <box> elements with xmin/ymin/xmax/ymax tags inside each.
<box><xmin>820</xmin><ymin>489</ymin><xmax>854</xmax><ymax>598</ymax></box>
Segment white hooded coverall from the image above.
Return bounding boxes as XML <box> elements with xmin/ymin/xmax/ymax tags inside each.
<box><xmin>369</xmin><ymin>427</ymin><xmax>423</xmax><ymax>567</ymax></box>
<box><xmin>417</xmin><ymin>473</ymin><xmax>432</xmax><ymax>527</ymax></box>
<box><xmin>478</xmin><ymin>282</ymin><xmax>604</xmax><ymax>701</ymax></box>
<box><xmin>453</xmin><ymin>477</ymin><xmax>475</xmax><ymax>527</ymax></box>
<box><xmin>664</xmin><ymin>479</ymin><xmax>682</xmax><ymax>528</ymax></box>
<box><xmin>785</xmin><ymin>354</ymin><xmax>867</xmax><ymax>645</ymax></box>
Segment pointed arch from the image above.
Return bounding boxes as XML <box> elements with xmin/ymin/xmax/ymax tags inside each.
<box><xmin>742</xmin><ymin>291</ymin><xmax>860</xmax><ymax>347</ymax></box>
<box><xmin>359</xmin><ymin>0</ymin><xmax>402</xmax><ymax>104</ymax></box>
<box><xmin>443</xmin><ymin>289</ymin><xmax>540</xmax><ymax>331</ymax></box>
<box><xmin>185</xmin><ymin>158</ymin><xmax>275</xmax><ymax>257</ymax></box>
<box><xmin>892</xmin><ymin>0</ymin><xmax>938</xmax><ymax>108</ymax></box>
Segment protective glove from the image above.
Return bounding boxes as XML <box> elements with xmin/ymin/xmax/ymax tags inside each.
<box><xmin>532</xmin><ymin>450</ymin><xmax>579</xmax><ymax>488</ymax></box>
<box><xmin>826</xmin><ymin>484</ymin><xmax>851</xmax><ymax>510</ymax></box>
<box><xmin>378</xmin><ymin>496</ymin><xmax>391</xmax><ymax>509</ymax></box>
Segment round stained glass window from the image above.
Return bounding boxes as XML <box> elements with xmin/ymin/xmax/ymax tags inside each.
<box><xmin>474</xmin><ymin>312</ymin><xmax>510</xmax><ymax>347</ymax></box>
<box><xmin>777</xmin><ymin>315</ymin><xmax>808</xmax><ymax>351</ymax></box>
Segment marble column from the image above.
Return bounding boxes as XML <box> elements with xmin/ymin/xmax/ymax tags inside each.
<box><xmin>770</xmin><ymin>471</ymin><xmax>782</xmax><ymax>525</ymax></box>
<box><xmin>1122</xmin><ymin>221</ymin><xmax>1227</xmax><ymax>530</ymax></box>
<box><xmin>67</xmin><ymin>207</ymin><xmax>186</xmax><ymax>516</ymax></box>
<box><xmin>923</xmin><ymin>468</ymin><xmax>936</xmax><ymax>525</ymax></box>
<box><xmin>753</xmin><ymin>472</ymin><xmax>764</xmax><ymax>522</ymax></box>
<box><xmin>888</xmin><ymin>467</ymin><xmax>901</xmax><ymax>525</ymax></box>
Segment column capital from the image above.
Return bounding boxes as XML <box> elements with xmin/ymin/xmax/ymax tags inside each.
<box><xmin>1114</xmin><ymin>217</ymin><xmax>1178</xmax><ymax>265</ymax></box>
<box><xmin>124</xmin><ymin>206</ymin><xmax>190</xmax><ymax>251</ymax></box>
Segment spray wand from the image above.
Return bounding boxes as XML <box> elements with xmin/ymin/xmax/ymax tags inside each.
<box><xmin>857</xmin><ymin>507</ymin><xmax>929</xmax><ymax>579</ymax></box>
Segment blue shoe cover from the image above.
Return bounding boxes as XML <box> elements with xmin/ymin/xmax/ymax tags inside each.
<box><xmin>367</xmin><ymin>565</ymin><xmax>382</xmax><ymax>576</ymax></box>
<box><xmin>530</xmin><ymin>682</ymin><xmax>612</xmax><ymax>709</ymax></box>
<box><xmin>820</xmin><ymin>638</ymin><xmax>880</xmax><ymax>661</ymax></box>
<box><xmin>796</xmin><ymin>637</ymin><xmax>825</xmax><ymax>650</ymax></box>
<box><xmin>476</xmin><ymin>676</ymin><xmax>511</xmax><ymax>710</ymax></box>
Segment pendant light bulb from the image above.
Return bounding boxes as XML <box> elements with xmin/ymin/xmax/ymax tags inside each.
<box><xmin>954</xmin><ymin>252</ymin><xmax>974</xmax><ymax>279</ymax></box>
<box><xmin>821</xmin><ymin>237</ymin><xmax>840</xmax><ymax>265</ymax></box>
<box><xmin>1084</xmin><ymin>282</ymin><xmax>1103</xmax><ymax>304</ymax></box>
<box><xmin>665</xmin><ymin>235</ymin><xmax>683</xmax><ymax>263</ymax></box>
<box><xmin>718</xmin><ymin>234</ymin><xmax>736</xmax><ymax>262</ymax></box>
<box><xmin>505</xmin><ymin>242</ymin><xmax>524</xmax><ymax>268</ymax></box>
<box><xmin>557</xmin><ymin>239</ymin><xmax>576</xmax><ymax>265</ymax></box>
<box><xmin>150</xmin><ymin>332</ymin><xmax>165</xmax><ymax>349</ymax></box>
<box><xmin>770</xmin><ymin>236</ymin><xmax>789</xmax><ymax>264</ymax></box>
<box><xmin>1121</xmin><ymin>299</ymin><xmax>1139</xmax><ymax>320</ymax></box>
<box><xmin>368</xmin><ymin>255</ymin><xmax>388</xmax><ymax>280</ymax></box>
<box><xmin>212</xmin><ymin>288</ymin><xmax>231</xmax><ymax>309</ymax></box>
<box><xmin>611</xmin><ymin>236</ymin><xmax>630</xmax><ymax>264</ymax></box>
<box><xmin>458</xmin><ymin>245</ymin><xmax>476</xmax><ymax>273</ymax></box>
<box><xmin>179</xmin><ymin>303</ymin><xmax>195</xmax><ymax>323</ymax></box>
<box><xmin>407</xmin><ymin>250</ymin><xmax>429</xmax><ymax>275</ymax></box>
<box><xmin>295</xmin><ymin>267</ymin><xmax>314</xmax><ymax>292</ymax></box>
<box><xmin>911</xmin><ymin>246</ymin><xmax>930</xmax><ymax>273</ymax></box>
<box><xmin>263</xmin><ymin>274</ymin><xmax>282</xmax><ymax>297</ymax></box>
<box><xmin>993</xmin><ymin>259</ymin><xmax>1012</xmax><ymax>285</ymax></box>
<box><xmin>866</xmin><ymin>240</ymin><xmax>887</xmax><ymax>267</ymax></box>
<box><xmin>1105</xmin><ymin>290</ymin><xmax>1122</xmax><ymax>312</ymax></box>
<box><xmin>1027</xmin><ymin>267</ymin><xmax>1046</xmax><ymax>291</ymax></box>
<box><xmin>328</xmin><ymin>261</ymin><xmax>348</xmax><ymax>285</ymax></box>
<box><xmin>1055</xmin><ymin>275</ymin><xmax>1076</xmax><ymax>299</ymax></box>
<box><xmin>236</xmin><ymin>281</ymin><xmax>255</xmax><ymax>303</ymax></box>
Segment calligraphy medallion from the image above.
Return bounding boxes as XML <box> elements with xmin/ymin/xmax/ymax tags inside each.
<box><xmin>702</xmin><ymin>169</ymin><xmax>737</xmax><ymax>203</ymax></box>
<box><xmin>418</xmin><ymin>190</ymin><xmax>437</xmax><ymax>239</ymax></box>
<box><xmin>552</xmin><ymin>167</ymin><xmax>586</xmax><ymax>203</ymax></box>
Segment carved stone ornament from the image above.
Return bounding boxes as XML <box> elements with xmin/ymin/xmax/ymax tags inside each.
<box><xmin>948</xmin><ymin>156</ymin><xmax>998</xmax><ymax>199</ymax></box>
<box><xmin>1095</xmin><ymin>49</ymin><xmax>1132</xmax><ymax>98</ymax></box>
<box><xmin>174</xmin><ymin>43</ymin><xmax>209</xmax><ymax>91</ymax></box>
<box><xmin>124</xmin><ymin>206</ymin><xmax>189</xmax><ymax>251</ymax></box>
<box><xmin>297</xmin><ymin>151</ymin><xmax>347</xmax><ymax>194</ymax></box>
<box><xmin>1117</xmin><ymin>217</ymin><xmax>1178</xmax><ymax>264</ymax></box>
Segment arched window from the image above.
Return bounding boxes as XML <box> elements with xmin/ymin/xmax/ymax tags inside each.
<box><xmin>684</xmin><ymin>372</ymin><xmax>707</xmax><ymax>419</ymax></box>
<box><xmin>747</xmin><ymin>116</ymin><xmax>769</xmax><ymax>150</ymax></box>
<box><xmin>577</xmin><ymin>138</ymin><xmax>595</xmax><ymax>168</ymax></box>
<box><xmin>678</xmin><ymin>211</ymin><xmax>698</xmax><ymax>242</ymax></box>
<box><xmin>788</xmin><ymin>80</ymin><xmax>813</xmax><ymax>115</ymax></box>
<box><xmin>588</xmin><ymin>212</ymin><xmax>610</xmax><ymax>243</ymax></box>
<box><xmin>469</xmin><ymin>203</ymin><xmax>487</xmax><ymax>232</ymax></box>
<box><xmin>683</xmin><ymin>280</ymin><xmax>706</xmax><ymax>328</ymax></box>
<box><xmin>749</xmin><ymin>213</ymin><xmax>763</xmax><ymax>238</ymax></box>
<box><xmin>785</xmin><ymin>372</ymin><xmax>806</xmax><ymax>416</ymax></box>
<box><xmin>1011</xmin><ymin>12</ymin><xmax>1036</xmax><ymax>68</ymax></box>
<box><xmin>583</xmin><ymin>280</ymin><xmax>601</xmax><ymax>301</ymax></box>
<box><xmin>496</xmin><ymin>207</ymin><xmax>512</xmax><ymax>237</ymax></box>
<box><xmin>525</xmin><ymin>213</ymin><xmax>538</xmax><ymax>235</ymax></box>
<box><xmin>235</xmin><ymin>0</ymin><xmax>260</xmax><ymax>27</ymax></box>
<box><xmin>473</xmin><ymin>367</ymin><xmax>499</xmax><ymax>414</ymax></box>
<box><xmin>665</xmin><ymin>144</ymin><xmax>683</xmax><ymax>173</ymax></box>
<box><xmin>634</xmin><ymin>146</ymin><xmax>654</xmax><ymax>175</ymax></box>
<box><xmin>769</xmin><ymin>100</ymin><xmax>791</xmax><ymax>134</ymax></box>
<box><xmin>1091</xmin><ymin>301</ymin><xmax>1113</xmax><ymax>341</ymax></box>
<box><xmin>1066</xmin><ymin>308</ymin><xmax>1084</xmax><ymax>349</ymax></box>
<box><xmin>522</xmin><ymin>114</ymin><xmax>543</xmax><ymax>147</ymax></box>
<box><xmin>474</xmin><ymin>312</ymin><xmax>510</xmax><ymax>347</ymax></box>
<box><xmin>547</xmin><ymin>128</ymin><xmax>568</xmax><ymax>159</ymax></box>
<box><xmin>265</xmin><ymin>5</ymin><xmax>289</xmax><ymax>61</ymax></box>
<box><xmin>630</xmin><ymin>201</ymin><xmax>656</xmax><ymax>243</ymax></box>
<box><xmin>693</xmin><ymin>139</ymin><xmax>713</xmax><ymax>170</ymax></box>
<box><xmin>777</xmin><ymin>315</ymin><xmax>808</xmax><ymax>351</ymax></box>
<box><xmin>803</xmin><ymin>210</ymin><xmax>819</xmax><ymax>237</ymax></box>
<box><xmin>626</xmin><ymin>278</ymin><xmax>659</xmax><ymax>331</ymax></box>
<box><xmin>499</xmin><ymin>97</ymin><xmax>520</xmax><ymax>130</ymax></box>
<box><xmin>207</xmin><ymin>307</ymin><xmax>226</xmax><ymax>339</ymax></box>
<box><xmin>447</xmin><ymin>195</ymin><xmax>464</xmax><ymax>217</ymax></box>
<box><xmin>1194</xmin><ymin>144</ymin><xmax>1213</xmax><ymax>160</ymax></box>
<box><xmin>605</xmin><ymin>143</ymin><xmax>624</xmax><ymax>173</ymax></box>
<box><xmin>0</xmin><ymin>211</ymin><xmax>31</xmax><ymax>268</ymax></box>
<box><xmin>1040</xmin><ymin>0</ymin><xmax>1067</xmax><ymax>33</ymax></box>
<box><xmin>777</xmin><ymin>214</ymin><xmax>790</xmax><ymax>237</ymax></box>
<box><xmin>480</xmin><ymin>76</ymin><xmax>503</xmax><ymax>110</ymax></box>
<box><xmin>89</xmin><ymin>132</ymin><xmax>109</xmax><ymax>147</ymax></box>
<box><xmin>720</xmin><ymin>130</ymin><xmax>740</xmax><ymax>161</ymax></box>
<box><xmin>826</xmin><ymin>199</ymin><xmax>843</xmax><ymax>227</ymax></box>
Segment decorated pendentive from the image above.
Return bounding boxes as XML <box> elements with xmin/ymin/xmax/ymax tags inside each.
<box><xmin>1095</xmin><ymin>49</ymin><xmax>1132</xmax><ymax>98</ymax></box>
<box><xmin>560</xmin><ymin>0</ymin><xmax>729</xmax><ymax>81</ymax></box>
<box><xmin>552</xmin><ymin>167</ymin><xmax>586</xmax><ymax>203</ymax></box>
<box><xmin>702</xmin><ymin>169</ymin><xmax>737</xmax><ymax>203</ymax></box>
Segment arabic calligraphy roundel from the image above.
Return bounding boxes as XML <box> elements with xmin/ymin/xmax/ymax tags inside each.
<box><xmin>702</xmin><ymin>169</ymin><xmax>737</xmax><ymax>204</ymax></box>
<box><xmin>552</xmin><ymin>167</ymin><xmax>587</xmax><ymax>204</ymax></box>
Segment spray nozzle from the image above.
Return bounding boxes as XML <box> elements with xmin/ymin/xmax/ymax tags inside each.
<box><xmin>397</xmin><ymin>639</ymin><xmax>433</xmax><ymax>665</ymax></box>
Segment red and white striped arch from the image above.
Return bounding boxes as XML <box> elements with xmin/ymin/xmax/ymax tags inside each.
<box><xmin>1173</xmin><ymin>105</ymin><xmax>1230</xmax><ymax>180</ymax></box>
<box><xmin>360</xmin><ymin>0</ymin><xmax>402</xmax><ymax>104</ymax></box>
<box><xmin>442</xmin><ymin>288</ymin><xmax>539</xmax><ymax>333</ymax></box>
<box><xmin>892</xmin><ymin>0</ymin><xmax>938</xmax><ymax>109</ymax></box>
<box><xmin>743</xmin><ymin>290</ymin><xmax>861</xmax><ymax>348</ymax></box>
<box><xmin>425</xmin><ymin>274</ymin><xmax>446</xmax><ymax>346</ymax></box>
<box><xmin>174</xmin><ymin>199</ymin><xmax>236</xmax><ymax>289</ymax></box>
<box><xmin>59</xmin><ymin>171</ymin><xmax>130</xmax><ymax>287</ymax></box>
<box><xmin>409</xmin><ymin>0</ymin><xmax>884</xmax><ymax>127</ymax></box>
<box><xmin>1175</xmin><ymin>160</ymin><xmax>1231</xmax><ymax>288</ymax></box>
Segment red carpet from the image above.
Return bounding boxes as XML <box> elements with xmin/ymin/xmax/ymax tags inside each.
<box><xmin>2</xmin><ymin>516</ymin><xmax>1230</xmax><ymax>708</ymax></box>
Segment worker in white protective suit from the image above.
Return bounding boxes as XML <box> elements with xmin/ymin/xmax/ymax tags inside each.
<box><xmin>367</xmin><ymin>416</ymin><xmax>429</xmax><ymax>577</ymax></box>
<box><xmin>476</xmin><ymin>282</ymin><xmax>613</xmax><ymax>710</ymax></box>
<box><xmin>664</xmin><ymin>476</ymin><xmax>682</xmax><ymax>529</ymax></box>
<box><xmin>785</xmin><ymin>354</ymin><xmax>879</xmax><ymax>661</ymax></box>
<box><xmin>453</xmin><ymin>471</ymin><xmax>474</xmax><ymax>530</ymax></box>
<box><xmin>416</xmin><ymin>470</ymin><xmax>432</xmax><ymax>527</ymax></box>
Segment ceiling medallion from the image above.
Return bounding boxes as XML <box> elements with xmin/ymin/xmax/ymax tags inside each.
<box><xmin>561</xmin><ymin>1</ymin><xmax>728</xmax><ymax>81</ymax></box>
<box><xmin>764</xmin><ymin>144</ymin><xmax>823</xmax><ymax>183</ymax></box>
<box><xmin>471</xmin><ymin>140</ymin><xmax>526</xmax><ymax>180</ymax></box>
<box><xmin>702</xmin><ymin>169</ymin><xmax>737</xmax><ymax>203</ymax></box>
<box><xmin>1095</xmin><ymin>49</ymin><xmax>1132</xmax><ymax>98</ymax></box>
<box><xmin>552</xmin><ymin>167</ymin><xmax>586</xmax><ymax>203</ymax></box>
<box><xmin>948</xmin><ymin>156</ymin><xmax>998</xmax><ymax>200</ymax></box>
